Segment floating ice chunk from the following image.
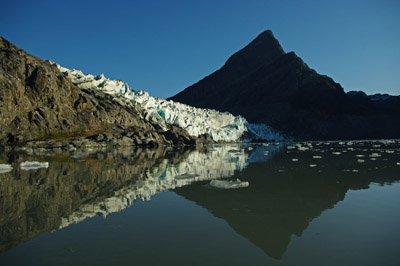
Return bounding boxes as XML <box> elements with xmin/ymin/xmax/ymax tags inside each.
<box><xmin>291</xmin><ymin>158</ymin><xmax>299</xmax><ymax>162</ymax></box>
<box><xmin>309</xmin><ymin>164</ymin><xmax>317</xmax><ymax>167</ymax></box>
<box><xmin>210</xmin><ymin>179</ymin><xmax>249</xmax><ymax>189</ymax></box>
<box><xmin>386</xmin><ymin>150</ymin><xmax>395</xmax><ymax>154</ymax></box>
<box><xmin>369</xmin><ymin>153</ymin><xmax>381</xmax><ymax>157</ymax></box>
<box><xmin>313</xmin><ymin>155</ymin><xmax>322</xmax><ymax>159</ymax></box>
<box><xmin>332</xmin><ymin>152</ymin><xmax>341</xmax><ymax>155</ymax></box>
<box><xmin>396</xmin><ymin>162</ymin><xmax>400</xmax><ymax>166</ymax></box>
<box><xmin>352</xmin><ymin>169</ymin><xmax>359</xmax><ymax>172</ymax></box>
<box><xmin>20</xmin><ymin>161</ymin><xmax>49</xmax><ymax>171</ymax></box>
<box><xmin>248</xmin><ymin>147</ymin><xmax>253</xmax><ymax>151</ymax></box>
<box><xmin>287</xmin><ymin>146</ymin><xmax>296</xmax><ymax>149</ymax></box>
<box><xmin>71</xmin><ymin>154</ymin><xmax>86</xmax><ymax>159</ymax></box>
<box><xmin>357</xmin><ymin>159</ymin><xmax>365</xmax><ymax>163</ymax></box>
<box><xmin>355</xmin><ymin>154</ymin><xmax>365</xmax><ymax>158</ymax></box>
<box><xmin>0</xmin><ymin>164</ymin><xmax>13</xmax><ymax>174</ymax></box>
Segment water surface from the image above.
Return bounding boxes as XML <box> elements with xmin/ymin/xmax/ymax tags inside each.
<box><xmin>0</xmin><ymin>141</ymin><xmax>399</xmax><ymax>265</ymax></box>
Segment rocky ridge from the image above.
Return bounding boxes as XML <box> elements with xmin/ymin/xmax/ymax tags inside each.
<box><xmin>170</xmin><ymin>30</ymin><xmax>400</xmax><ymax>140</ymax></box>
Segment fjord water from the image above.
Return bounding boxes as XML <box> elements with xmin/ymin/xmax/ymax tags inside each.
<box><xmin>0</xmin><ymin>141</ymin><xmax>399</xmax><ymax>266</ymax></box>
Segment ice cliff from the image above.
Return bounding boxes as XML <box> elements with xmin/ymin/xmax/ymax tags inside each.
<box><xmin>52</xmin><ymin>62</ymin><xmax>285</xmax><ymax>142</ymax></box>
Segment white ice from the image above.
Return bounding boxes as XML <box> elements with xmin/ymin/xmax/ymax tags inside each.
<box><xmin>20</xmin><ymin>161</ymin><xmax>49</xmax><ymax>171</ymax></box>
<box><xmin>0</xmin><ymin>164</ymin><xmax>13</xmax><ymax>174</ymax></box>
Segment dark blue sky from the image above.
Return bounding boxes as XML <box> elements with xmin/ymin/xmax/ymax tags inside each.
<box><xmin>2</xmin><ymin>0</ymin><xmax>399</xmax><ymax>98</ymax></box>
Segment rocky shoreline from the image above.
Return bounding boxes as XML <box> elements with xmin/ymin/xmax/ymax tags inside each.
<box><xmin>0</xmin><ymin>128</ymin><xmax>215</xmax><ymax>151</ymax></box>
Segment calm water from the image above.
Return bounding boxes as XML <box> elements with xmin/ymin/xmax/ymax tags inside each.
<box><xmin>0</xmin><ymin>141</ymin><xmax>399</xmax><ymax>266</ymax></box>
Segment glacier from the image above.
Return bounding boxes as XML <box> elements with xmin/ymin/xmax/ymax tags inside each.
<box><xmin>51</xmin><ymin>61</ymin><xmax>286</xmax><ymax>142</ymax></box>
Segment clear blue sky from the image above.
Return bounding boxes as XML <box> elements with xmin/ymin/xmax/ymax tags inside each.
<box><xmin>1</xmin><ymin>0</ymin><xmax>399</xmax><ymax>98</ymax></box>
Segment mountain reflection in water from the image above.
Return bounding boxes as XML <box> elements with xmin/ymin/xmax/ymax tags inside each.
<box><xmin>0</xmin><ymin>140</ymin><xmax>399</xmax><ymax>262</ymax></box>
<box><xmin>176</xmin><ymin>140</ymin><xmax>400</xmax><ymax>259</ymax></box>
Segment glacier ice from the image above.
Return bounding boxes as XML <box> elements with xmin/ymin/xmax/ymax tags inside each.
<box><xmin>51</xmin><ymin>61</ymin><xmax>286</xmax><ymax>142</ymax></box>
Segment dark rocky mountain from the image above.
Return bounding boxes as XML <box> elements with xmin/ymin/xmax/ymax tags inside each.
<box><xmin>170</xmin><ymin>30</ymin><xmax>400</xmax><ymax>140</ymax></box>
<box><xmin>0</xmin><ymin>37</ymin><xmax>207</xmax><ymax>147</ymax></box>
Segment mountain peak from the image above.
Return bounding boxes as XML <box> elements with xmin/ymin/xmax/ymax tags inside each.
<box><xmin>223</xmin><ymin>29</ymin><xmax>285</xmax><ymax>71</ymax></box>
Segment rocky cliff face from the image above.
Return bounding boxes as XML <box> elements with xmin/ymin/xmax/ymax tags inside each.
<box><xmin>170</xmin><ymin>30</ymin><xmax>400</xmax><ymax>140</ymax></box>
<box><xmin>0</xmin><ymin>37</ymin><xmax>204</xmax><ymax>146</ymax></box>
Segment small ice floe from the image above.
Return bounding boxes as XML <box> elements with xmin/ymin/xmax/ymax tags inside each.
<box><xmin>0</xmin><ymin>164</ymin><xmax>13</xmax><ymax>174</ymax></box>
<box><xmin>264</xmin><ymin>151</ymin><xmax>269</xmax><ymax>155</ymax></box>
<box><xmin>370</xmin><ymin>158</ymin><xmax>377</xmax><ymax>161</ymax></box>
<box><xmin>396</xmin><ymin>162</ymin><xmax>400</xmax><ymax>166</ymax></box>
<box><xmin>248</xmin><ymin>147</ymin><xmax>253</xmax><ymax>151</ymax></box>
<box><xmin>347</xmin><ymin>147</ymin><xmax>355</xmax><ymax>151</ymax></box>
<box><xmin>309</xmin><ymin>164</ymin><xmax>317</xmax><ymax>168</ymax></box>
<box><xmin>332</xmin><ymin>152</ymin><xmax>342</xmax><ymax>155</ymax></box>
<box><xmin>386</xmin><ymin>150</ymin><xmax>395</xmax><ymax>154</ymax></box>
<box><xmin>357</xmin><ymin>159</ymin><xmax>365</xmax><ymax>163</ymax></box>
<box><xmin>278</xmin><ymin>169</ymin><xmax>286</xmax><ymax>172</ymax></box>
<box><xmin>291</xmin><ymin>158</ymin><xmax>299</xmax><ymax>162</ymax></box>
<box><xmin>369</xmin><ymin>153</ymin><xmax>381</xmax><ymax>157</ymax></box>
<box><xmin>298</xmin><ymin>147</ymin><xmax>309</xmax><ymax>151</ymax></box>
<box><xmin>313</xmin><ymin>155</ymin><xmax>322</xmax><ymax>159</ymax></box>
<box><xmin>352</xmin><ymin>169</ymin><xmax>359</xmax><ymax>172</ymax></box>
<box><xmin>20</xmin><ymin>161</ymin><xmax>49</xmax><ymax>171</ymax></box>
<box><xmin>286</xmin><ymin>146</ymin><xmax>296</xmax><ymax>149</ymax></box>
<box><xmin>355</xmin><ymin>154</ymin><xmax>365</xmax><ymax>158</ymax></box>
<box><xmin>71</xmin><ymin>154</ymin><xmax>85</xmax><ymax>159</ymax></box>
<box><xmin>210</xmin><ymin>179</ymin><xmax>249</xmax><ymax>189</ymax></box>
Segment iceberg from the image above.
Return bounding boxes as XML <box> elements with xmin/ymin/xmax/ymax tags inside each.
<box><xmin>0</xmin><ymin>164</ymin><xmax>13</xmax><ymax>174</ymax></box>
<box><xmin>20</xmin><ymin>161</ymin><xmax>49</xmax><ymax>171</ymax></box>
<box><xmin>210</xmin><ymin>179</ymin><xmax>249</xmax><ymax>189</ymax></box>
<box><xmin>51</xmin><ymin>61</ymin><xmax>287</xmax><ymax>142</ymax></box>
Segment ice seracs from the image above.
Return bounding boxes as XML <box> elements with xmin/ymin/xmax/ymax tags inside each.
<box><xmin>51</xmin><ymin>61</ymin><xmax>286</xmax><ymax>142</ymax></box>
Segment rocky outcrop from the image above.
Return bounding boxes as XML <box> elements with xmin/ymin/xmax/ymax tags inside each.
<box><xmin>0</xmin><ymin>37</ymin><xmax>209</xmax><ymax>147</ymax></box>
<box><xmin>170</xmin><ymin>30</ymin><xmax>400</xmax><ymax>140</ymax></box>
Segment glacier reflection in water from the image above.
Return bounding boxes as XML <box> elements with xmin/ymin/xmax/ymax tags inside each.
<box><xmin>0</xmin><ymin>144</ymin><xmax>280</xmax><ymax>253</ymax></box>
